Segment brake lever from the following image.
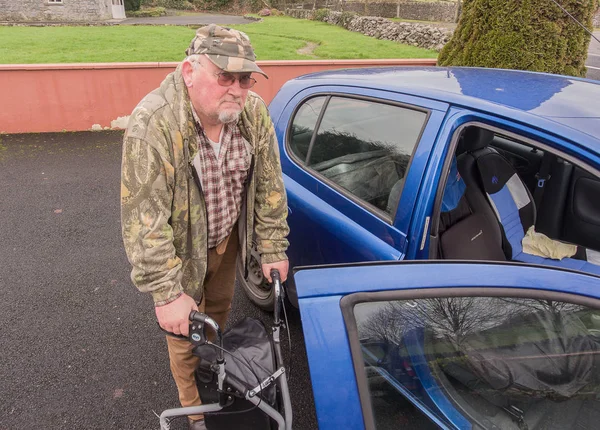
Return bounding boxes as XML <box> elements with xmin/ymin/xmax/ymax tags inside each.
<box><xmin>188</xmin><ymin>311</ymin><xmax>209</xmax><ymax>347</ymax></box>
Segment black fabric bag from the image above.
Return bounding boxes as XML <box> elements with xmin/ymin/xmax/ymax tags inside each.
<box><xmin>193</xmin><ymin>317</ymin><xmax>279</xmax><ymax>430</ymax></box>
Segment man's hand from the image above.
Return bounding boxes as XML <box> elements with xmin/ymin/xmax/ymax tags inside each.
<box><xmin>262</xmin><ymin>259</ymin><xmax>289</xmax><ymax>284</ymax></box>
<box><xmin>155</xmin><ymin>293</ymin><xmax>198</xmax><ymax>337</ymax></box>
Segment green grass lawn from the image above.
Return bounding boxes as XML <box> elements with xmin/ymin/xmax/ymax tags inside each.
<box><xmin>0</xmin><ymin>26</ymin><xmax>195</xmax><ymax>63</ymax></box>
<box><xmin>230</xmin><ymin>16</ymin><xmax>438</xmax><ymax>60</ymax></box>
<box><xmin>0</xmin><ymin>16</ymin><xmax>437</xmax><ymax>64</ymax></box>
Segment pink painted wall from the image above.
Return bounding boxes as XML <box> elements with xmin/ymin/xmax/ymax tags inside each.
<box><xmin>0</xmin><ymin>59</ymin><xmax>437</xmax><ymax>134</ymax></box>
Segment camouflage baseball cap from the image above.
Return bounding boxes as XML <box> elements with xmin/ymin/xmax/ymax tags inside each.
<box><xmin>186</xmin><ymin>24</ymin><xmax>268</xmax><ymax>78</ymax></box>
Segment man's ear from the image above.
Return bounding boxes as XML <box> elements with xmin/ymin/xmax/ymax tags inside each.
<box><xmin>182</xmin><ymin>60</ymin><xmax>194</xmax><ymax>88</ymax></box>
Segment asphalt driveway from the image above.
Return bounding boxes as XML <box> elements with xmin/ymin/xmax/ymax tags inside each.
<box><xmin>0</xmin><ymin>131</ymin><xmax>316</xmax><ymax>430</ymax></box>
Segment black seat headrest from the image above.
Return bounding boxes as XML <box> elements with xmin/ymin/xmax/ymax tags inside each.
<box><xmin>457</xmin><ymin>127</ymin><xmax>494</xmax><ymax>155</ymax></box>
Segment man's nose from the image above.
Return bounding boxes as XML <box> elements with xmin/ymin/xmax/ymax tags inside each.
<box><xmin>227</xmin><ymin>79</ymin><xmax>244</xmax><ymax>95</ymax></box>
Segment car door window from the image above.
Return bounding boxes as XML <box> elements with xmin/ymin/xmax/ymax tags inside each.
<box><xmin>353</xmin><ymin>295</ymin><xmax>600</xmax><ymax>429</ymax></box>
<box><xmin>289</xmin><ymin>96</ymin><xmax>427</xmax><ymax>217</ymax></box>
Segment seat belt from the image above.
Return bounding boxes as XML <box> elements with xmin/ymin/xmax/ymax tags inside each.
<box><xmin>533</xmin><ymin>152</ymin><xmax>553</xmax><ymax>212</ymax></box>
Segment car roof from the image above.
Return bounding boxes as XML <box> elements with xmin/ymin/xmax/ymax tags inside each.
<box><xmin>287</xmin><ymin>66</ymin><xmax>600</xmax><ymax>150</ymax></box>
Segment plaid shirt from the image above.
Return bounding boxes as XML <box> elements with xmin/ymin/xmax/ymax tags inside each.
<box><xmin>192</xmin><ymin>111</ymin><xmax>250</xmax><ymax>248</ymax></box>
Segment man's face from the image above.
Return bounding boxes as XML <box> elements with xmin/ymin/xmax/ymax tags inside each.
<box><xmin>185</xmin><ymin>55</ymin><xmax>250</xmax><ymax>125</ymax></box>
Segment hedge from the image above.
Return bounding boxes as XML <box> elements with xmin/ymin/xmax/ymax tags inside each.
<box><xmin>437</xmin><ymin>0</ymin><xmax>596</xmax><ymax>77</ymax></box>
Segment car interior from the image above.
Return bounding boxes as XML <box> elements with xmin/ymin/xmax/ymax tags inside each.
<box><xmin>433</xmin><ymin>125</ymin><xmax>600</xmax><ymax>276</ymax></box>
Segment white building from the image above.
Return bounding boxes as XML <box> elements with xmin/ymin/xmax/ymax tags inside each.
<box><xmin>0</xmin><ymin>0</ymin><xmax>126</xmax><ymax>22</ymax></box>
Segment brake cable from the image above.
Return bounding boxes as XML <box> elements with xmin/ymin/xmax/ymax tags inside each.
<box><xmin>281</xmin><ymin>293</ymin><xmax>294</xmax><ymax>379</ymax></box>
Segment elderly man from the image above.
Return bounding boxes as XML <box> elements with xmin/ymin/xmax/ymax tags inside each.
<box><xmin>121</xmin><ymin>25</ymin><xmax>289</xmax><ymax>430</ymax></box>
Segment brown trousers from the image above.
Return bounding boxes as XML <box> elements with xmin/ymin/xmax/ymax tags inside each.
<box><xmin>165</xmin><ymin>228</ymin><xmax>238</xmax><ymax>420</ymax></box>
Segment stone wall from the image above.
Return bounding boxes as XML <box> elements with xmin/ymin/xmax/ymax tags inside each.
<box><xmin>288</xmin><ymin>9</ymin><xmax>314</xmax><ymax>18</ymax></box>
<box><xmin>594</xmin><ymin>7</ymin><xmax>600</xmax><ymax>28</ymax></box>
<box><xmin>0</xmin><ymin>0</ymin><xmax>113</xmax><ymax>22</ymax></box>
<box><xmin>287</xmin><ymin>9</ymin><xmax>453</xmax><ymax>51</ymax></box>
<box><xmin>288</xmin><ymin>0</ymin><xmax>457</xmax><ymax>22</ymax></box>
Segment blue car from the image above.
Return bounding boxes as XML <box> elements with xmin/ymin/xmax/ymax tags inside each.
<box><xmin>237</xmin><ymin>67</ymin><xmax>600</xmax><ymax>429</ymax></box>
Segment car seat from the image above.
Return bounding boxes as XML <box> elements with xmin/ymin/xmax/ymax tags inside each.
<box><xmin>438</xmin><ymin>153</ymin><xmax>508</xmax><ymax>261</ymax></box>
<box><xmin>456</xmin><ymin>126</ymin><xmax>600</xmax><ymax>275</ymax></box>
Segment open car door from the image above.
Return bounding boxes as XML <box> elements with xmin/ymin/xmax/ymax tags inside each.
<box><xmin>295</xmin><ymin>262</ymin><xmax>600</xmax><ymax>430</ymax></box>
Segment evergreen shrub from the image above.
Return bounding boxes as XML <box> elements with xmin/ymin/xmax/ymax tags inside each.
<box><xmin>142</xmin><ymin>0</ymin><xmax>195</xmax><ymax>9</ymax></box>
<box><xmin>127</xmin><ymin>6</ymin><xmax>167</xmax><ymax>16</ymax></box>
<box><xmin>339</xmin><ymin>11</ymin><xmax>357</xmax><ymax>27</ymax></box>
<box><xmin>125</xmin><ymin>0</ymin><xmax>142</xmax><ymax>11</ymax></box>
<box><xmin>313</xmin><ymin>8</ymin><xmax>329</xmax><ymax>21</ymax></box>
<box><xmin>438</xmin><ymin>0</ymin><xmax>596</xmax><ymax>77</ymax></box>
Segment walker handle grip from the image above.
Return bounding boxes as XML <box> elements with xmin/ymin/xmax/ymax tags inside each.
<box><xmin>189</xmin><ymin>310</ymin><xmax>208</xmax><ymax>323</ymax></box>
<box><xmin>270</xmin><ymin>268</ymin><xmax>281</xmax><ymax>284</ymax></box>
<box><xmin>156</xmin><ymin>311</ymin><xmax>208</xmax><ymax>341</ymax></box>
<box><xmin>270</xmin><ymin>269</ymin><xmax>284</xmax><ymax>324</ymax></box>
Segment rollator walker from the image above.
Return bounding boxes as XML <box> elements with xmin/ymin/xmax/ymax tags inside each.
<box><xmin>159</xmin><ymin>269</ymin><xmax>293</xmax><ymax>430</ymax></box>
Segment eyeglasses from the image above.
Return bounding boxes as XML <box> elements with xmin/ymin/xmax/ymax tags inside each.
<box><xmin>213</xmin><ymin>71</ymin><xmax>257</xmax><ymax>89</ymax></box>
<box><xmin>190</xmin><ymin>58</ymin><xmax>257</xmax><ymax>89</ymax></box>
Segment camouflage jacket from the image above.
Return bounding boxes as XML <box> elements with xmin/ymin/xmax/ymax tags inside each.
<box><xmin>121</xmin><ymin>65</ymin><xmax>289</xmax><ymax>305</ymax></box>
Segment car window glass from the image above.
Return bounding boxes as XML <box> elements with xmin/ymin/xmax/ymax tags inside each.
<box><xmin>305</xmin><ymin>97</ymin><xmax>427</xmax><ymax>216</ymax></box>
<box><xmin>354</xmin><ymin>296</ymin><xmax>600</xmax><ymax>429</ymax></box>
<box><xmin>289</xmin><ymin>96</ymin><xmax>327</xmax><ymax>162</ymax></box>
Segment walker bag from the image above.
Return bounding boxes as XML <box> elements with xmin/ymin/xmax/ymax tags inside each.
<box><xmin>193</xmin><ymin>317</ymin><xmax>278</xmax><ymax>430</ymax></box>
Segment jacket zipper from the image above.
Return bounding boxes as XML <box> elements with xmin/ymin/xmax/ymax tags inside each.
<box><xmin>190</xmin><ymin>162</ymin><xmax>209</xmax><ymax>287</ymax></box>
<box><xmin>243</xmin><ymin>156</ymin><xmax>256</xmax><ymax>278</ymax></box>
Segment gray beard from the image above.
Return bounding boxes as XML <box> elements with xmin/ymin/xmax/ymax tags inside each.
<box><xmin>218</xmin><ymin>110</ymin><xmax>241</xmax><ymax>124</ymax></box>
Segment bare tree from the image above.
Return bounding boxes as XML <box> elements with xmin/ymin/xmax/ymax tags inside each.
<box><xmin>360</xmin><ymin>302</ymin><xmax>406</xmax><ymax>345</ymax></box>
<box><xmin>497</xmin><ymin>297</ymin><xmax>583</xmax><ymax>315</ymax></box>
<box><xmin>359</xmin><ymin>296</ymin><xmax>522</xmax><ymax>349</ymax></box>
<box><xmin>358</xmin><ymin>296</ymin><xmax>588</xmax><ymax>353</ymax></box>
